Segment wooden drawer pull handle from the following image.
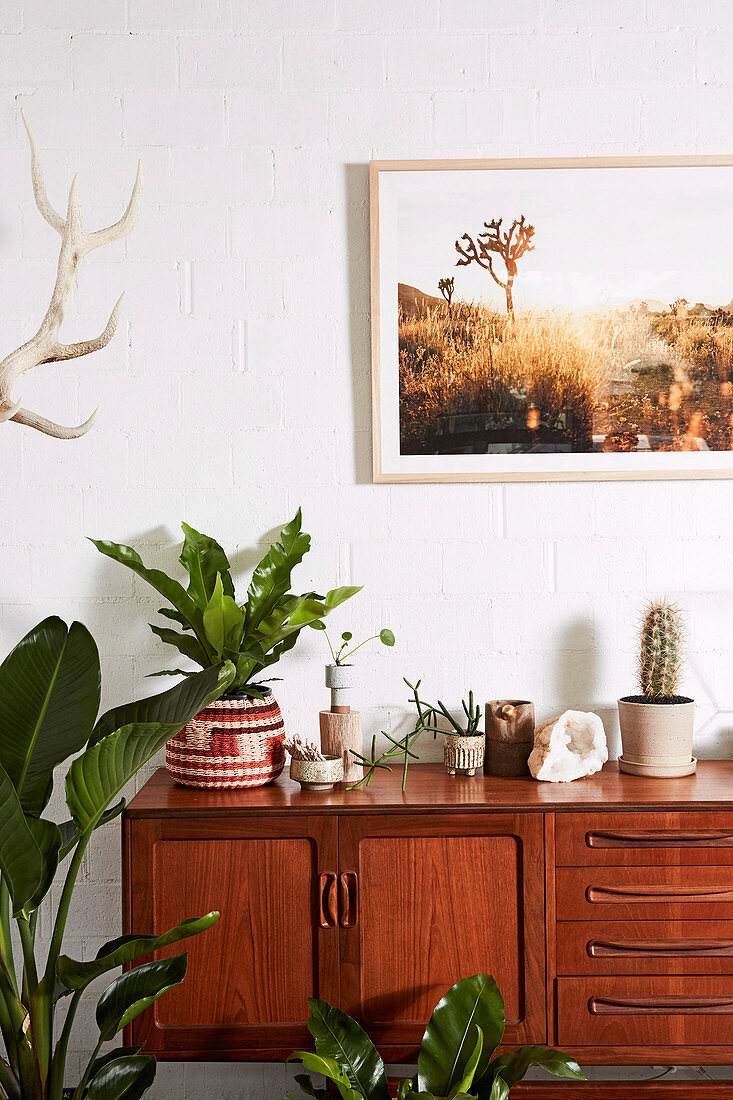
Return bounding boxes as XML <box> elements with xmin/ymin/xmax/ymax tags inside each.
<box><xmin>587</xmin><ymin>885</ymin><xmax>733</xmax><ymax>903</ymax></box>
<box><xmin>588</xmin><ymin>830</ymin><xmax>733</xmax><ymax>848</ymax></box>
<box><xmin>590</xmin><ymin>939</ymin><xmax>733</xmax><ymax>958</ymax></box>
<box><xmin>590</xmin><ymin>995</ymin><xmax>733</xmax><ymax>1015</ymax></box>
<box><xmin>339</xmin><ymin>872</ymin><xmax>358</xmax><ymax>928</ymax></box>
<box><xmin>318</xmin><ymin>872</ymin><xmax>338</xmax><ymax>929</ymax></box>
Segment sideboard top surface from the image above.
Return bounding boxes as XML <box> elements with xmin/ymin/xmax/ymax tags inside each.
<box><xmin>125</xmin><ymin>761</ymin><xmax>733</xmax><ymax>817</ymax></box>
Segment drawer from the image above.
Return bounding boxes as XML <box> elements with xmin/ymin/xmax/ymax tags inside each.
<box><xmin>556</xmin><ymin>812</ymin><xmax>733</xmax><ymax>866</ymax></box>
<box><xmin>557</xmin><ymin>976</ymin><xmax>733</xmax><ymax>1048</ymax></box>
<box><xmin>557</xmin><ymin>920</ymin><xmax>733</xmax><ymax>976</ymax></box>
<box><xmin>557</xmin><ymin>865</ymin><xmax>733</xmax><ymax>921</ymax></box>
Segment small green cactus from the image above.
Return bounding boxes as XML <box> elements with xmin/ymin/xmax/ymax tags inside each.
<box><xmin>639</xmin><ymin>599</ymin><xmax>684</xmax><ymax>698</ymax></box>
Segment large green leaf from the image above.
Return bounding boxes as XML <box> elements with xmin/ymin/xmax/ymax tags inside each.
<box><xmin>417</xmin><ymin>975</ymin><xmax>504</xmax><ymax>1097</ymax></box>
<box><xmin>449</xmin><ymin>1027</ymin><xmax>483</xmax><ymax>1099</ymax></box>
<box><xmin>88</xmin><ymin>1045</ymin><xmax>144</xmax><ymax>1078</ymax></box>
<box><xmin>96</xmin><ymin>955</ymin><xmax>187</xmax><ymax>1041</ymax></box>
<box><xmin>483</xmin><ymin>1046</ymin><xmax>585</xmax><ymax>1091</ymax></box>
<box><xmin>67</xmin><ymin>723</ymin><xmax>185</xmax><ymax>835</ymax></box>
<box><xmin>287</xmin><ymin>1052</ymin><xmax>361</xmax><ymax>1100</ymax></box>
<box><xmin>90</xmin><ymin>662</ymin><xmax>234</xmax><ymax>746</ymax></box>
<box><xmin>486</xmin><ymin>1081</ymin><xmax>509</xmax><ymax>1100</ymax></box>
<box><xmin>89</xmin><ymin>539</ymin><xmax>212</xmax><ymax>659</ymax></box>
<box><xmin>202</xmin><ymin>574</ymin><xmax>245</xmax><ymax>658</ymax></box>
<box><xmin>57</xmin><ymin>912</ymin><xmax>219</xmax><ymax>991</ymax></box>
<box><xmin>255</xmin><ymin>588</ymin><xmax>363</xmax><ymax>653</ymax></box>
<box><xmin>0</xmin><ymin>765</ymin><xmax>43</xmax><ymax>915</ymax></box>
<box><xmin>307</xmin><ymin>997</ymin><xmax>389</xmax><ymax>1100</ymax></box>
<box><xmin>86</xmin><ymin>1054</ymin><xmax>156</xmax><ymax>1100</ymax></box>
<box><xmin>148</xmin><ymin>624</ymin><xmax>210</xmax><ymax>668</ymax></box>
<box><xmin>292</xmin><ymin>1074</ymin><xmax>330</xmax><ymax>1100</ymax></box>
<box><xmin>25</xmin><ymin>817</ymin><xmax>62</xmax><ymax>911</ymax></box>
<box><xmin>58</xmin><ymin>800</ymin><xmax>126</xmax><ymax>860</ymax></box>
<box><xmin>179</xmin><ymin>522</ymin><xmax>235</xmax><ymax>608</ymax></box>
<box><xmin>0</xmin><ymin>617</ymin><xmax>100</xmax><ymax>813</ymax></box>
<box><xmin>244</xmin><ymin>510</ymin><xmax>311</xmax><ymax>633</ymax></box>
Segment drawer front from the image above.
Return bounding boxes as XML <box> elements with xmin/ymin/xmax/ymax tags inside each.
<box><xmin>557</xmin><ymin>920</ymin><xmax>733</xmax><ymax>976</ymax></box>
<box><xmin>557</xmin><ymin>865</ymin><xmax>733</xmax><ymax>921</ymax></box>
<box><xmin>556</xmin><ymin>812</ymin><xmax>733</xmax><ymax>866</ymax></box>
<box><xmin>557</xmin><ymin>976</ymin><xmax>733</xmax><ymax>1047</ymax></box>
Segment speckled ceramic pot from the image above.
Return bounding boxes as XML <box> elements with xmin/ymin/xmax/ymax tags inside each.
<box><xmin>290</xmin><ymin>754</ymin><xmax>343</xmax><ymax>791</ymax></box>
<box><xmin>618</xmin><ymin>696</ymin><xmax>696</xmax><ymax>777</ymax></box>
<box><xmin>443</xmin><ymin>733</ymin><xmax>485</xmax><ymax>777</ymax></box>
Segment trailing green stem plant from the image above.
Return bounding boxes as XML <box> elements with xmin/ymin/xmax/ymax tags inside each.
<box><xmin>349</xmin><ymin>680</ymin><xmax>482</xmax><ymax>792</ymax></box>
<box><xmin>0</xmin><ymin>616</ymin><xmax>235</xmax><ymax>1100</ymax></box>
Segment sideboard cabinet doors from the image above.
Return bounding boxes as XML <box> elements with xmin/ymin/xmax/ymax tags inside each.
<box><xmin>337</xmin><ymin>812</ymin><xmax>546</xmax><ymax>1058</ymax></box>
<box><xmin>123</xmin><ymin>815</ymin><xmax>339</xmax><ymax>1059</ymax></box>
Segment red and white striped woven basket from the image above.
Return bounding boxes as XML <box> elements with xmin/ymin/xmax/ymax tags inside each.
<box><xmin>166</xmin><ymin>687</ymin><xmax>286</xmax><ymax>789</ymax></box>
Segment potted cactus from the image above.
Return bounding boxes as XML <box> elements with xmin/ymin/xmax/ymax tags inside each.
<box><xmin>618</xmin><ymin>600</ymin><xmax>696</xmax><ymax>778</ymax></box>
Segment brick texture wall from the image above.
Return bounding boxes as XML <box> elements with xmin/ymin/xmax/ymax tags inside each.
<box><xmin>0</xmin><ymin>0</ymin><xmax>731</xmax><ymax>1093</ymax></box>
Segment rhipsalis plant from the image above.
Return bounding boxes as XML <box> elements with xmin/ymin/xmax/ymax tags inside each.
<box><xmin>348</xmin><ymin>680</ymin><xmax>481</xmax><ymax>792</ymax></box>
<box><xmin>0</xmin><ymin>617</ymin><xmax>235</xmax><ymax>1100</ymax></box>
<box><xmin>283</xmin><ymin>973</ymin><xmax>584</xmax><ymax>1100</ymax></box>
<box><xmin>91</xmin><ymin>510</ymin><xmax>360</xmax><ymax>698</ymax></box>
<box><xmin>639</xmin><ymin>600</ymin><xmax>685</xmax><ymax>700</ymax></box>
<box><xmin>348</xmin><ymin>678</ymin><xmax>436</xmax><ymax>792</ymax></box>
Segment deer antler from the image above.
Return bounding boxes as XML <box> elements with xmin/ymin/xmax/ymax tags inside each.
<box><xmin>0</xmin><ymin>110</ymin><xmax>143</xmax><ymax>439</ymax></box>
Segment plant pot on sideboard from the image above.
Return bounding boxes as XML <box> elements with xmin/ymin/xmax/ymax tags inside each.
<box><xmin>166</xmin><ymin>687</ymin><xmax>286</xmax><ymax>788</ymax></box>
<box><xmin>617</xmin><ymin>695</ymin><xmax>696</xmax><ymax>778</ymax></box>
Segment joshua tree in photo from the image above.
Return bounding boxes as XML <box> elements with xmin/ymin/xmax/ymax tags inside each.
<box><xmin>438</xmin><ymin>275</ymin><xmax>455</xmax><ymax>313</ymax></box>
<box><xmin>455</xmin><ymin>215</ymin><xmax>535</xmax><ymax>317</ymax></box>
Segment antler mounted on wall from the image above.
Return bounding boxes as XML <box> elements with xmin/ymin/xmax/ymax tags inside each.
<box><xmin>0</xmin><ymin>110</ymin><xmax>143</xmax><ymax>439</ymax></box>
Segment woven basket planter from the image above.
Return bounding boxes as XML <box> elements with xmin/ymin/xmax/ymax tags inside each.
<box><xmin>166</xmin><ymin>687</ymin><xmax>286</xmax><ymax>789</ymax></box>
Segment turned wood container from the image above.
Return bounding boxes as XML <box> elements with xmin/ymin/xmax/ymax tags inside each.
<box><xmin>484</xmin><ymin>700</ymin><xmax>535</xmax><ymax>777</ymax></box>
<box><xmin>319</xmin><ymin>710</ymin><xmax>363</xmax><ymax>783</ymax></box>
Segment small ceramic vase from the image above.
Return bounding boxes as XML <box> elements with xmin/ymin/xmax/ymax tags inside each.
<box><xmin>325</xmin><ymin>663</ymin><xmax>353</xmax><ymax>710</ymax></box>
<box><xmin>443</xmin><ymin>733</ymin><xmax>485</xmax><ymax>777</ymax></box>
<box><xmin>290</xmin><ymin>754</ymin><xmax>344</xmax><ymax>791</ymax></box>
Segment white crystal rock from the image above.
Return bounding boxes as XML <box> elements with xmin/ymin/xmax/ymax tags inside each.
<box><xmin>528</xmin><ymin>709</ymin><xmax>608</xmax><ymax>782</ymax></box>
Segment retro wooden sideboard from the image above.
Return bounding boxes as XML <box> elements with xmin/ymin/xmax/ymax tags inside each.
<box><xmin>123</xmin><ymin>761</ymin><xmax>733</xmax><ymax>1079</ymax></box>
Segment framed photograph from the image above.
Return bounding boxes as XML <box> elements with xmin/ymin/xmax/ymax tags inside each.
<box><xmin>370</xmin><ymin>157</ymin><xmax>733</xmax><ymax>483</ymax></box>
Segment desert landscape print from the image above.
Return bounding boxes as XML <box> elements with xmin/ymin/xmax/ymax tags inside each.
<box><xmin>381</xmin><ymin>164</ymin><xmax>733</xmax><ymax>467</ymax></box>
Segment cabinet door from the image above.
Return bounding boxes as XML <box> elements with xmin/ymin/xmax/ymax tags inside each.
<box><xmin>123</xmin><ymin>814</ymin><xmax>339</xmax><ymax>1059</ymax></box>
<box><xmin>338</xmin><ymin>812</ymin><xmax>545</xmax><ymax>1058</ymax></box>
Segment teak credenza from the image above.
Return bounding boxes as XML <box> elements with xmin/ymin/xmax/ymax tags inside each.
<box><xmin>123</xmin><ymin>761</ymin><xmax>733</xmax><ymax>1070</ymax></box>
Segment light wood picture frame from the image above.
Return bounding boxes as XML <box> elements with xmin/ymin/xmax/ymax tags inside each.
<box><xmin>370</xmin><ymin>157</ymin><xmax>733</xmax><ymax>483</ymax></box>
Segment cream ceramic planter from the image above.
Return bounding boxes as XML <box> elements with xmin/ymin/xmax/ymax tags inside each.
<box><xmin>443</xmin><ymin>733</ymin><xmax>485</xmax><ymax>777</ymax></box>
<box><xmin>617</xmin><ymin>696</ymin><xmax>696</xmax><ymax>778</ymax></box>
<box><xmin>325</xmin><ymin>663</ymin><xmax>353</xmax><ymax>709</ymax></box>
<box><xmin>290</xmin><ymin>754</ymin><xmax>343</xmax><ymax>791</ymax></box>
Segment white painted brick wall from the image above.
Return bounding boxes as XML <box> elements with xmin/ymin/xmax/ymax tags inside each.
<box><xmin>0</xmin><ymin>0</ymin><xmax>732</xmax><ymax>1094</ymax></box>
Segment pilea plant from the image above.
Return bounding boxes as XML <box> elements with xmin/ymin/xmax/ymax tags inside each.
<box><xmin>0</xmin><ymin>616</ymin><xmax>234</xmax><ymax>1100</ymax></box>
<box><xmin>320</xmin><ymin>627</ymin><xmax>395</xmax><ymax>666</ymax></box>
<box><xmin>283</xmin><ymin>972</ymin><xmax>583</xmax><ymax>1100</ymax></box>
<box><xmin>639</xmin><ymin>599</ymin><xmax>684</xmax><ymax>700</ymax></box>
<box><xmin>92</xmin><ymin>510</ymin><xmax>360</xmax><ymax>698</ymax></box>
